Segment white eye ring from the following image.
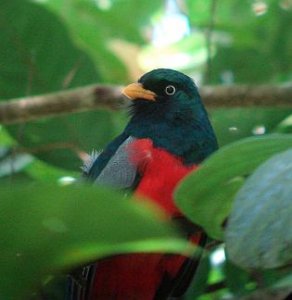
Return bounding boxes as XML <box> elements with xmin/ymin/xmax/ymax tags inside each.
<box><xmin>165</xmin><ymin>85</ymin><xmax>176</xmax><ymax>96</ymax></box>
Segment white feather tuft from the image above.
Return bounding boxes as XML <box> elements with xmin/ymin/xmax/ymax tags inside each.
<box><xmin>81</xmin><ymin>150</ymin><xmax>101</xmax><ymax>174</ymax></box>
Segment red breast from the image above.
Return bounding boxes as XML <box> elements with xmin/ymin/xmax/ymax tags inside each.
<box><xmin>127</xmin><ymin>138</ymin><xmax>198</xmax><ymax>216</ymax></box>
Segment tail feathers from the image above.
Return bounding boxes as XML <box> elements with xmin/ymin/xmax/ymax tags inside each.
<box><xmin>90</xmin><ymin>253</ymin><xmax>188</xmax><ymax>300</ymax></box>
<box><xmin>67</xmin><ymin>265</ymin><xmax>95</xmax><ymax>300</ymax></box>
<box><xmin>67</xmin><ymin>236</ymin><xmax>204</xmax><ymax>300</ymax></box>
<box><xmin>167</xmin><ymin>232</ymin><xmax>207</xmax><ymax>298</ymax></box>
<box><xmin>67</xmin><ymin>230</ymin><xmax>205</xmax><ymax>300</ymax></box>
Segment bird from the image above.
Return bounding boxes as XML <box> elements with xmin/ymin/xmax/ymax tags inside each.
<box><xmin>67</xmin><ymin>68</ymin><xmax>218</xmax><ymax>300</ymax></box>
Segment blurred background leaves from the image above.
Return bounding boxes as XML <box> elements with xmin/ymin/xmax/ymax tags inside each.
<box><xmin>0</xmin><ymin>0</ymin><xmax>291</xmax><ymax>299</ymax></box>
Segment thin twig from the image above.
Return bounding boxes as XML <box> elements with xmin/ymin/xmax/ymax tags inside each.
<box><xmin>204</xmin><ymin>0</ymin><xmax>218</xmax><ymax>83</ymax></box>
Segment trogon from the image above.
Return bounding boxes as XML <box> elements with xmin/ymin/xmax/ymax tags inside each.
<box><xmin>67</xmin><ymin>68</ymin><xmax>218</xmax><ymax>299</ymax></box>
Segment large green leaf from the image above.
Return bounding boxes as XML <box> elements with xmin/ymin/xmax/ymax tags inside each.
<box><xmin>44</xmin><ymin>0</ymin><xmax>164</xmax><ymax>83</ymax></box>
<box><xmin>225</xmin><ymin>149</ymin><xmax>292</xmax><ymax>269</ymax></box>
<box><xmin>0</xmin><ymin>0</ymin><xmax>125</xmax><ymax>170</ymax></box>
<box><xmin>0</xmin><ymin>184</ymin><xmax>189</xmax><ymax>300</ymax></box>
<box><xmin>0</xmin><ymin>0</ymin><xmax>99</xmax><ymax>99</ymax></box>
<box><xmin>175</xmin><ymin>134</ymin><xmax>292</xmax><ymax>240</ymax></box>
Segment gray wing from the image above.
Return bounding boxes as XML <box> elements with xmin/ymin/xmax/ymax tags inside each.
<box><xmin>83</xmin><ymin>136</ymin><xmax>138</xmax><ymax>189</ymax></box>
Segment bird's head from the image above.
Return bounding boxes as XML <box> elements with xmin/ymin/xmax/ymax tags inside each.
<box><xmin>122</xmin><ymin>68</ymin><xmax>218</xmax><ymax>163</ymax></box>
<box><xmin>122</xmin><ymin>68</ymin><xmax>205</xmax><ymax>120</ymax></box>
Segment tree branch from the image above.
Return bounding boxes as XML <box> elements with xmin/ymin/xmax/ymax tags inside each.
<box><xmin>0</xmin><ymin>84</ymin><xmax>291</xmax><ymax>125</ymax></box>
<box><xmin>0</xmin><ymin>84</ymin><xmax>125</xmax><ymax>125</ymax></box>
<box><xmin>202</xmin><ymin>85</ymin><xmax>292</xmax><ymax>108</ymax></box>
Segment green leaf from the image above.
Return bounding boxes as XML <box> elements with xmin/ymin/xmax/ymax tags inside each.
<box><xmin>0</xmin><ymin>0</ymin><xmax>125</xmax><ymax>170</ymax></box>
<box><xmin>0</xmin><ymin>184</ymin><xmax>190</xmax><ymax>300</ymax></box>
<box><xmin>261</xmin><ymin>268</ymin><xmax>292</xmax><ymax>289</ymax></box>
<box><xmin>0</xmin><ymin>126</ymin><xmax>14</xmax><ymax>145</ymax></box>
<box><xmin>175</xmin><ymin>134</ymin><xmax>292</xmax><ymax>240</ymax></box>
<box><xmin>7</xmin><ymin>110</ymin><xmax>121</xmax><ymax>170</ymax></box>
<box><xmin>194</xmin><ymin>0</ymin><xmax>292</xmax><ymax>85</ymax></box>
<box><xmin>25</xmin><ymin>159</ymin><xmax>78</xmax><ymax>183</ymax></box>
<box><xmin>211</xmin><ymin>108</ymin><xmax>291</xmax><ymax>146</ymax></box>
<box><xmin>0</xmin><ymin>0</ymin><xmax>99</xmax><ymax>99</ymax></box>
<box><xmin>224</xmin><ymin>259</ymin><xmax>254</xmax><ymax>296</ymax></box>
<box><xmin>275</xmin><ymin>114</ymin><xmax>292</xmax><ymax>134</ymax></box>
<box><xmin>184</xmin><ymin>253</ymin><xmax>211</xmax><ymax>299</ymax></box>
<box><xmin>44</xmin><ymin>0</ymin><xmax>164</xmax><ymax>83</ymax></box>
<box><xmin>274</xmin><ymin>272</ymin><xmax>292</xmax><ymax>289</ymax></box>
<box><xmin>225</xmin><ymin>149</ymin><xmax>292</xmax><ymax>269</ymax></box>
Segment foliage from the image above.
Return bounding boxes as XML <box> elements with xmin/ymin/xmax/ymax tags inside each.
<box><xmin>0</xmin><ymin>184</ymin><xmax>189</xmax><ymax>299</ymax></box>
<box><xmin>0</xmin><ymin>0</ymin><xmax>291</xmax><ymax>299</ymax></box>
<box><xmin>175</xmin><ymin>134</ymin><xmax>292</xmax><ymax>240</ymax></box>
<box><xmin>225</xmin><ymin>149</ymin><xmax>292</xmax><ymax>269</ymax></box>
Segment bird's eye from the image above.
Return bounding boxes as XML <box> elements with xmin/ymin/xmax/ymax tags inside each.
<box><xmin>165</xmin><ymin>85</ymin><xmax>176</xmax><ymax>96</ymax></box>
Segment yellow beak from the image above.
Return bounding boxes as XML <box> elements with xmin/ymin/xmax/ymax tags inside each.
<box><xmin>122</xmin><ymin>83</ymin><xmax>156</xmax><ymax>101</ymax></box>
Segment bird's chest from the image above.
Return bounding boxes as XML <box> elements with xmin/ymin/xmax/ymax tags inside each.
<box><xmin>128</xmin><ymin>139</ymin><xmax>198</xmax><ymax>216</ymax></box>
